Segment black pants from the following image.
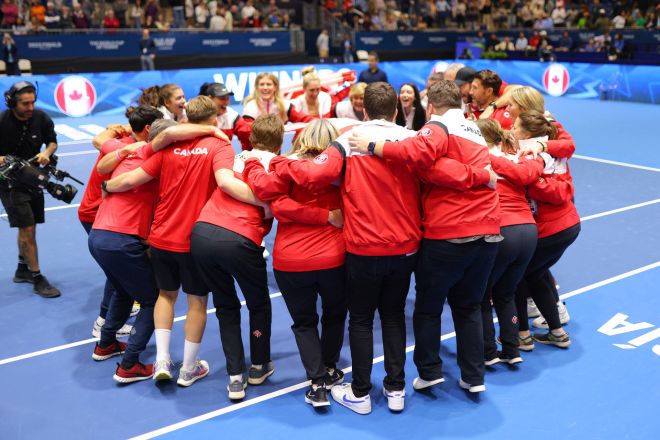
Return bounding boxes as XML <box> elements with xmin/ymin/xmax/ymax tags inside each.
<box><xmin>274</xmin><ymin>266</ymin><xmax>347</xmax><ymax>384</ymax></box>
<box><xmin>345</xmin><ymin>252</ymin><xmax>417</xmax><ymax>397</ymax></box>
<box><xmin>190</xmin><ymin>222</ymin><xmax>272</xmax><ymax>376</ymax></box>
<box><xmin>414</xmin><ymin>238</ymin><xmax>498</xmax><ymax>386</ymax></box>
<box><xmin>515</xmin><ymin>223</ymin><xmax>581</xmax><ymax>331</ymax></box>
<box><xmin>81</xmin><ymin>221</ymin><xmax>116</xmax><ymax>319</ymax></box>
<box><xmin>482</xmin><ymin>224</ymin><xmax>537</xmax><ymax>359</ymax></box>
<box><xmin>88</xmin><ymin>230</ymin><xmax>158</xmax><ymax>363</ymax></box>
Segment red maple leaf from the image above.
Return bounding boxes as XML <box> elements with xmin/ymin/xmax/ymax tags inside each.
<box><xmin>68</xmin><ymin>90</ymin><xmax>83</xmax><ymax>100</ymax></box>
<box><xmin>551</xmin><ymin>75</ymin><xmax>560</xmax><ymax>83</ymax></box>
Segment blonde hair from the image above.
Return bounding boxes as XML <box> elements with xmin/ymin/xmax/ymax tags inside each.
<box><xmin>186</xmin><ymin>96</ymin><xmax>217</xmax><ymax>124</ymax></box>
<box><xmin>290</xmin><ymin>119</ymin><xmax>339</xmax><ymax>158</ymax></box>
<box><xmin>493</xmin><ymin>84</ymin><xmax>522</xmax><ymax>108</ymax></box>
<box><xmin>349</xmin><ymin>82</ymin><xmax>367</xmax><ymax>101</ymax></box>
<box><xmin>508</xmin><ymin>86</ymin><xmax>545</xmax><ymax>114</ymax></box>
<box><xmin>475</xmin><ymin>119</ymin><xmax>516</xmax><ymax>155</ymax></box>
<box><xmin>244</xmin><ymin>72</ymin><xmax>287</xmax><ymax>122</ymax></box>
<box><xmin>302</xmin><ymin>71</ymin><xmax>320</xmax><ymax>90</ymax></box>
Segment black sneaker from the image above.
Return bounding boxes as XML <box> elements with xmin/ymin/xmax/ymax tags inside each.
<box><xmin>33</xmin><ymin>276</ymin><xmax>61</xmax><ymax>298</ymax></box>
<box><xmin>248</xmin><ymin>361</ymin><xmax>274</xmax><ymax>385</ymax></box>
<box><xmin>305</xmin><ymin>385</ymin><xmax>330</xmax><ymax>408</ymax></box>
<box><xmin>324</xmin><ymin>368</ymin><xmax>344</xmax><ymax>389</ymax></box>
<box><xmin>497</xmin><ymin>351</ymin><xmax>523</xmax><ymax>365</ymax></box>
<box><xmin>13</xmin><ymin>268</ymin><xmax>35</xmax><ymax>284</ymax></box>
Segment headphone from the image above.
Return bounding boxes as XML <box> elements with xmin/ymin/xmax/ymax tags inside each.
<box><xmin>5</xmin><ymin>81</ymin><xmax>38</xmax><ymax>109</ymax></box>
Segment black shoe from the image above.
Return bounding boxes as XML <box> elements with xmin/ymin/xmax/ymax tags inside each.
<box><xmin>324</xmin><ymin>368</ymin><xmax>344</xmax><ymax>389</ymax></box>
<box><xmin>33</xmin><ymin>276</ymin><xmax>61</xmax><ymax>298</ymax></box>
<box><xmin>305</xmin><ymin>385</ymin><xmax>330</xmax><ymax>408</ymax></box>
<box><xmin>13</xmin><ymin>268</ymin><xmax>35</xmax><ymax>284</ymax></box>
<box><xmin>247</xmin><ymin>361</ymin><xmax>274</xmax><ymax>385</ymax></box>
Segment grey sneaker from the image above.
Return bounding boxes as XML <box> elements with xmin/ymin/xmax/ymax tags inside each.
<box><xmin>533</xmin><ymin>331</ymin><xmax>571</xmax><ymax>348</ymax></box>
<box><xmin>248</xmin><ymin>361</ymin><xmax>274</xmax><ymax>385</ymax></box>
<box><xmin>177</xmin><ymin>359</ymin><xmax>209</xmax><ymax>387</ymax></box>
<box><xmin>227</xmin><ymin>376</ymin><xmax>248</xmax><ymax>400</ymax></box>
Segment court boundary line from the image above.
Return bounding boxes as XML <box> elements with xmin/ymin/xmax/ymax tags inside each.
<box><xmin>0</xmin><ymin>196</ymin><xmax>658</xmax><ymax>363</ymax></box>
<box><xmin>129</xmin><ymin>260</ymin><xmax>660</xmax><ymax>440</ymax></box>
<box><xmin>0</xmin><ymin>293</ymin><xmax>282</xmax><ymax>366</ymax></box>
<box><xmin>572</xmin><ymin>154</ymin><xmax>660</xmax><ymax>173</ymax></box>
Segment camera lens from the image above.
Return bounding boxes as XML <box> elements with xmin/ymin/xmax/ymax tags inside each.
<box><xmin>46</xmin><ymin>182</ymin><xmax>78</xmax><ymax>204</ymax></box>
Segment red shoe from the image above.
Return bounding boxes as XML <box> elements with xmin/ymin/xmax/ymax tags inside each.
<box><xmin>113</xmin><ymin>362</ymin><xmax>154</xmax><ymax>384</ymax></box>
<box><xmin>92</xmin><ymin>341</ymin><xmax>127</xmax><ymax>361</ymax></box>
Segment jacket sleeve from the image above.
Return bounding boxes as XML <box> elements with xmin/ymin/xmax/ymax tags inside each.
<box><xmin>547</xmin><ymin>122</ymin><xmax>575</xmax><ymax>159</ymax></box>
<box><xmin>490</xmin><ymin>155</ymin><xmax>544</xmax><ymax>186</ymax></box>
<box><xmin>528</xmin><ymin>175</ymin><xmax>574</xmax><ymax>205</ymax></box>
<box><xmin>287</xmin><ymin>104</ymin><xmax>317</xmax><ymax>123</ymax></box>
<box><xmin>271</xmin><ymin>196</ymin><xmax>329</xmax><ymax>225</ymax></box>
<box><xmin>381</xmin><ymin>125</ymin><xmax>448</xmax><ymax>170</ymax></box>
<box><xmin>270</xmin><ymin>146</ymin><xmax>344</xmax><ymax>191</ymax></box>
<box><xmin>233</xmin><ymin>116</ymin><xmax>253</xmax><ymax>151</ymax></box>
<box><xmin>243</xmin><ymin>158</ymin><xmax>291</xmax><ymax>202</ymax></box>
<box><xmin>418</xmin><ymin>157</ymin><xmax>492</xmax><ymax>191</ymax></box>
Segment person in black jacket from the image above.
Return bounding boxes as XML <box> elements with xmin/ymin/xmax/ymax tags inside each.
<box><xmin>2</xmin><ymin>33</ymin><xmax>19</xmax><ymax>76</ymax></box>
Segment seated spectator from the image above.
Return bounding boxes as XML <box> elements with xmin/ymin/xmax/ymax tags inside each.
<box><xmin>242</xmin><ymin>0</ymin><xmax>256</xmax><ymax>21</ymax></box>
<box><xmin>613</xmin><ymin>33</ymin><xmax>625</xmax><ymax>55</ymax></box>
<box><xmin>566</xmin><ymin>4</ymin><xmax>580</xmax><ymax>27</ymax></box>
<box><xmin>453</xmin><ymin>0</ymin><xmax>466</xmax><ymax>29</ymax></box>
<box><xmin>209</xmin><ymin>7</ymin><xmax>227</xmax><ymax>30</ymax></box>
<box><xmin>535</xmin><ymin>13</ymin><xmax>554</xmax><ymax>29</ymax></box>
<box><xmin>493</xmin><ymin>4</ymin><xmax>509</xmax><ymax>29</ymax></box>
<box><xmin>29</xmin><ymin>15</ymin><xmax>46</xmax><ymax>33</ymax></box>
<box><xmin>486</xmin><ymin>33</ymin><xmax>500</xmax><ymax>51</ymax></box>
<box><xmin>30</xmin><ymin>0</ymin><xmax>46</xmax><ymax>24</ymax></box>
<box><xmin>243</xmin><ymin>9</ymin><xmax>262</xmax><ymax>28</ymax></box>
<box><xmin>519</xmin><ymin>1</ymin><xmax>534</xmax><ymax>28</ymax></box>
<box><xmin>612</xmin><ymin>10</ymin><xmax>627</xmax><ymax>29</ymax></box>
<box><xmin>144</xmin><ymin>0</ymin><xmax>160</xmax><ymax>24</ymax></box>
<box><xmin>72</xmin><ymin>3</ymin><xmax>90</xmax><ymax>29</ymax></box>
<box><xmin>576</xmin><ymin>11</ymin><xmax>590</xmax><ymax>29</ymax></box>
<box><xmin>383</xmin><ymin>11</ymin><xmax>397</xmax><ymax>30</ymax></box>
<box><xmin>436</xmin><ymin>0</ymin><xmax>450</xmax><ymax>27</ymax></box>
<box><xmin>515</xmin><ymin>32</ymin><xmax>528</xmax><ymax>51</ymax></box>
<box><xmin>103</xmin><ymin>9</ymin><xmax>121</xmax><ymax>29</ymax></box>
<box><xmin>195</xmin><ymin>1</ymin><xmax>209</xmax><ymax>27</ymax></box>
<box><xmin>494</xmin><ymin>36</ymin><xmax>514</xmax><ymax>51</ymax></box>
<box><xmin>525</xmin><ymin>30</ymin><xmax>540</xmax><ymax>56</ymax></box>
<box><xmin>60</xmin><ymin>5</ymin><xmax>73</xmax><ymax>29</ymax></box>
<box><xmin>44</xmin><ymin>2</ymin><xmax>62</xmax><ymax>29</ymax></box>
<box><xmin>593</xmin><ymin>9</ymin><xmax>611</xmax><ymax>31</ymax></box>
<box><xmin>556</xmin><ymin>31</ymin><xmax>573</xmax><ymax>51</ymax></box>
<box><xmin>114</xmin><ymin>0</ymin><xmax>129</xmax><ymax>28</ymax></box>
<box><xmin>552</xmin><ymin>3</ymin><xmax>567</xmax><ymax>27</ymax></box>
<box><xmin>473</xmin><ymin>31</ymin><xmax>486</xmax><ymax>46</ymax></box>
<box><xmin>1</xmin><ymin>0</ymin><xmax>19</xmax><ymax>28</ymax></box>
<box><xmin>581</xmin><ymin>37</ymin><xmax>597</xmax><ymax>52</ymax></box>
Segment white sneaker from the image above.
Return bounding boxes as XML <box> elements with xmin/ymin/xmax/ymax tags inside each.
<box><xmin>527</xmin><ymin>298</ymin><xmax>540</xmax><ymax>318</ymax></box>
<box><xmin>331</xmin><ymin>383</ymin><xmax>371</xmax><ymax>415</ymax></box>
<box><xmin>262</xmin><ymin>240</ymin><xmax>270</xmax><ymax>259</ymax></box>
<box><xmin>92</xmin><ymin>317</ymin><xmax>133</xmax><ymax>339</ymax></box>
<box><xmin>412</xmin><ymin>376</ymin><xmax>445</xmax><ymax>390</ymax></box>
<box><xmin>130</xmin><ymin>302</ymin><xmax>140</xmax><ymax>317</ymax></box>
<box><xmin>153</xmin><ymin>359</ymin><xmax>174</xmax><ymax>381</ymax></box>
<box><xmin>382</xmin><ymin>387</ymin><xmax>405</xmax><ymax>412</ymax></box>
<box><xmin>532</xmin><ymin>301</ymin><xmax>570</xmax><ymax>329</ymax></box>
<box><xmin>458</xmin><ymin>379</ymin><xmax>486</xmax><ymax>393</ymax></box>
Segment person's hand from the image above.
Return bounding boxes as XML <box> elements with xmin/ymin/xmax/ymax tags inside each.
<box><xmin>517</xmin><ymin>140</ymin><xmax>544</xmax><ymax>158</ymax></box>
<box><xmin>0</xmin><ymin>156</ymin><xmax>5</xmax><ymax>166</ymax></box>
<box><xmin>485</xmin><ymin>165</ymin><xmax>498</xmax><ymax>190</ymax></box>
<box><xmin>348</xmin><ymin>130</ymin><xmax>370</xmax><ymax>154</ymax></box>
<box><xmin>212</xmin><ymin>127</ymin><xmax>230</xmax><ymax>142</ymax></box>
<box><xmin>121</xmin><ymin>141</ymin><xmax>147</xmax><ymax>156</ymax></box>
<box><xmin>35</xmin><ymin>152</ymin><xmax>51</xmax><ymax>165</ymax></box>
<box><xmin>328</xmin><ymin>209</ymin><xmax>344</xmax><ymax>228</ymax></box>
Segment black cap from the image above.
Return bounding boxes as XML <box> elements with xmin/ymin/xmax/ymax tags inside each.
<box><xmin>205</xmin><ymin>83</ymin><xmax>234</xmax><ymax>97</ymax></box>
<box><xmin>454</xmin><ymin>67</ymin><xmax>477</xmax><ymax>86</ymax></box>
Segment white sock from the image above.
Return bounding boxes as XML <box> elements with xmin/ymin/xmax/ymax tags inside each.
<box><xmin>182</xmin><ymin>340</ymin><xmax>201</xmax><ymax>371</ymax></box>
<box><xmin>155</xmin><ymin>329</ymin><xmax>172</xmax><ymax>362</ymax></box>
<box><xmin>230</xmin><ymin>374</ymin><xmax>243</xmax><ymax>382</ymax></box>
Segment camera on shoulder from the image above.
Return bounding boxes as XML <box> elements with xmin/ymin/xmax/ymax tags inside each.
<box><xmin>0</xmin><ymin>155</ymin><xmax>83</xmax><ymax>204</ymax></box>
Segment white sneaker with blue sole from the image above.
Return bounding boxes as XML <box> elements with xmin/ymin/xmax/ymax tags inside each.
<box><xmin>331</xmin><ymin>383</ymin><xmax>371</xmax><ymax>415</ymax></box>
<box><xmin>382</xmin><ymin>387</ymin><xmax>405</xmax><ymax>411</ymax></box>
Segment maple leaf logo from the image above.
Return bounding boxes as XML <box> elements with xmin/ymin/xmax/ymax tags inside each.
<box><xmin>551</xmin><ymin>75</ymin><xmax>560</xmax><ymax>83</ymax></box>
<box><xmin>68</xmin><ymin>89</ymin><xmax>83</xmax><ymax>100</ymax></box>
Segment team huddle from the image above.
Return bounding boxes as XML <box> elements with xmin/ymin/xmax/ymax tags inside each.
<box><xmin>78</xmin><ymin>64</ymin><xmax>579</xmax><ymax>414</ymax></box>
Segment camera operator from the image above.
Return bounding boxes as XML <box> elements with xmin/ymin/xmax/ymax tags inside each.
<box><xmin>0</xmin><ymin>81</ymin><xmax>60</xmax><ymax>298</ymax></box>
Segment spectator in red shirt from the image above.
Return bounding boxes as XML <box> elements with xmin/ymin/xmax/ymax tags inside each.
<box><xmin>103</xmin><ymin>9</ymin><xmax>121</xmax><ymax>29</ymax></box>
<box><xmin>1</xmin><ymin>0</ymin><xmax>19</xmax><ymax>27</ymax></box>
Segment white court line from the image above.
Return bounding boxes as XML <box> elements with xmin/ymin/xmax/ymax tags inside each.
<box><xmin>130</xmin><ymin>261</ymin><xmax>660</xmax><ymax>440</ymax></box>
<box><xmin>573</xmin><ymin>154</ymin><xmax>660</xmax><ymax>173</ymax></box>
<box><xmin>0</xmin><ymin>292</ymin><xmax>282</xmax><ymax>366</ymax></box>
<box><xmin>58</xmin><ymin>150</ymin><xmax>98</xmax><ymax>157</ymax></box>
<box><xmin>580</xmin><ymin>198</ymin><xmax>660</xmax><ymax>222</ymax></box>
<box><xmin>0</xmin><ymin>203</ymin><xmax>81</xmax><ymax>218</ymax></box>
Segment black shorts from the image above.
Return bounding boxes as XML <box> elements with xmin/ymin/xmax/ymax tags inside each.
<box><xmin>150</xmin><ymin>246</ymin><xmax>208</xmax><ymax>296</ymax></box>
<box><xmin>0</xmin><ymin>189</ymin><xmax>45</xmax><ymax>228</ymax></box>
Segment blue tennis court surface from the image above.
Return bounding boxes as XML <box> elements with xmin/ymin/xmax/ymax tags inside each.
<box><xmin>0</xmin><ymin>96</ymin><xmax>658</xmax><ymax>439</ymax></box>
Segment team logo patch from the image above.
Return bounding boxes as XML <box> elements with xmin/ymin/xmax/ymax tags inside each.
<box><xmin>504</xmin><ymin>111</ymin><xmax>511</xmax><ymax>118</ymax></box>
<box><xmin>313</xmin><ymin>153</ymin><xmax>329</xmax><ymax>164</ymax></box>
<box><xmin>54</xmin><ymin>76</ymin><xmax>97</xmax><ymax>117</ymax></box>
<box><xmin>253</xmin><ymin>330</ymin><xmax>262</xmax><ymax>338</ymax></box>
<box><xmin>418</xmin><ymin>127</ymin><xmax>432</xmax><ymax>137</ymax></box>
<box><xmin>512</xmin><ymin>316</ymin><xmax>518</xmax><ymax>325</ymax></box>
<box><xmin>542</xmin><ymin>64</ymin><xmax>570</xmax><ymax>97</ymax></box>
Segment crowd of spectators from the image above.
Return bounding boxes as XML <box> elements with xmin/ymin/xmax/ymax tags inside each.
<box><xmin>325</xmin><ymin>0</ymin><xmax>659</xmax><ymax>32</ymax></box>
<box><xmin>0</xmin><ymin>0</ymin><xmax>298</xmax><ymax>32</ymax></box>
